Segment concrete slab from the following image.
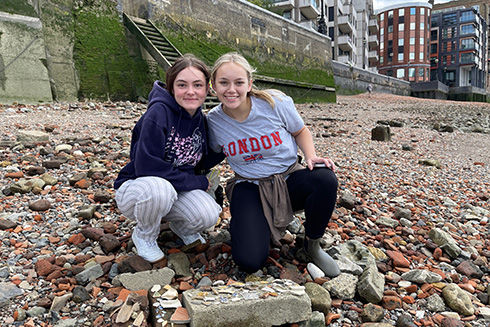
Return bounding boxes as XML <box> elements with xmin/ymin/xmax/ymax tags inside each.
<box><xmin>181</xmin><ymin>279</ymin><xmax>312</xmax><ymax>327</ymax></box>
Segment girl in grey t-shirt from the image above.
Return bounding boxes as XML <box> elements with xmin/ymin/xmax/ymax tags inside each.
<box><xmin>207</xmin><ymin>52</ymin><xmax>340</xmax><ymax>278</ymax></box>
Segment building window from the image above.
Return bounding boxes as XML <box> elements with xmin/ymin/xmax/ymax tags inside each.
<box><xmin>380</xmin><ymin>56</ymin><xmax>384</xmax><ymax>64</ymax></box>
<box><xmin>328</xmin><ymin>7</ymin><xmax>334</xmax><ymax>22</ymax></box>
<box><xmin>399</xmin><ymin>23</ymin><xmax>404</xmax><ymax>31</ymax></box>
<box><xmin>430</xmin><ymin>43</ymin><xmax>437</xmax><ymax>53</ymax></box>
<box><xmin>410</xmin><ymin>22</ymin><xmax>415</xmax><ymax>30</ymax></box>
<box><xmin>419</xmin><ymin>52</ymin><xmax>424</xmax><ymax>60</ymax></box>
<box><xmin>460</xmin><ymin>11</ymin><xmax>475</xmax><ymax>22</ymax></box>
<box><xmin>283</xmin><ymin>11</ymin><xmax>291</xmax><ymax>19</ymax></box>
<box><xmin>410</xmin><ymin>7</ymin><xmax>416</xmax><ymax>15</ymax></box>
<box><xmin>398</xmin><ymin>53</ymin><xmax>404</xmax><ymax>61</ymax></box>
<box><xmin>397</xmin><ymin>68</ymin><xmax>405</xmax><ymax>78</ymax></box>
<box><xmin>420</xmin><ymin>37</ymin><xmax>424</xmax><ymax>45</ymax></box>
<box><xmin>431</xmin><ymin>30</ymin><xmax>438</xmax><ymax>41</ymax></box>
<box><xmin>380</xmin><ymin>13</ymin><xmax>384</xmax><ymax>21</ymax></box>
<box><xmin>388</xmin><ymin>25</ymin><xmax>393</xmax><ymax>33</ymax></box>
<box><xmin>442</xmin><ymin>13</ymin><xmax>457</xmax><ymax>25</ymax></box>
<box><xmin>410</xmin><ymin>37</ymin><xmax>415</xmax><ymax>45</ymax></box>
<box><xmin>461</xmin><ymin>24</ymin><xmax>475</xmax><ymax>35</ymax></box>
<box><xmin>418</xmin><ymin>67</ymin><xmax>424</xmax><ymax>77</ymax></box>
<box><xmin>410</xmin><ymin>52</ymin><xmax>415</xmax><ymax>60</ymax></box>
<box><xmin>329</xmin><ymin>27</ymin><xmax>334</xmax><ymax>41</ymax></box>
<box><xmin>461</xmin><ymin>38</ymin><xmax>475</xmax><ymax>49</ymax></box>
<box><xmin>461</xmin><ymin>52</ymin><xmax>475</xmax><ymax>63</ymax></box>
<box><xmin>399</xmin><ymin>8</ymin><xmax>404</xmax><ymax>16</ymax></box>
<box><xmin>421</xmin><ymin>8</ymin><xmax>425</xmax><ymax>15</ymax></box>
<box><xmin>431</xmin><ymin>16</ymin><xmax>439</xmax><ymax>27</ymax></box>
<box><xmin>442</xmin><ymin>27</ymin><xmax>456</xmax><ymax>38</ymax></box>
<box><xmin>380</xmin><ymin>27</ymin><xmax>384</xmax><ymax>36</ymax></box>
<box><xmin>420</xmin><ymin>22</ymin><xmax>424</xmax><ymax>30</ymax></box>
<box><xmin>388</xmin><ymin>10</ymin><xmax>393</xmax><ymax>18</ymax></box>
<box><xmin>409</xmin><ymin>67</ymin><xmax>415</xmax><ymax>80</ymax></box>
<box><xmin>399</xmin><ymin>38</ymin><xmax>404</xmax><ymax>46</ymax></box>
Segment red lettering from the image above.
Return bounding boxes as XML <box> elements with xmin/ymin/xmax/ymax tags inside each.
<box><xmin>228</xmin><ymin>142</ymin><xmax>236</xmax><ymax>156</ymax></box>
<box><xmin>237</xmin><ymin>139</ymin><xmax>248</xmax><ymax>154</ymax></box>
<box><xmin>271</xmin><ymin>131</ymin><xmax>282</xmax><ymax>145</ymax></box>
<box><xmin>260</xmin><ymin>135</ymin><xmax>272</xmax><ymax>149</ymax></box>
<box><xmin>250</xmin><ymin>137</ymin><xmax>260</xmax><ymax>151</ymax></box>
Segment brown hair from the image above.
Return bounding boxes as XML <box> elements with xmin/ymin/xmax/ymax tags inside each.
<box><xmin>211</xmin><ymin>52</ymin><xmax>283</xmax><ymax>108</ymax></box>
<box><xmin>165</xmin><ymin>54</ymin><xmax>210</xmax><ymax>95</ymax></box>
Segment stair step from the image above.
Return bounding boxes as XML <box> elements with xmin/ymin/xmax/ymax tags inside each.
<box><xmin>151</xmin><ymin>40</ymin><xmax>171</xmax><ymax>47</ymax></box>
<box><xmin>157</xmin><ymin>49</ymin><xmax>179</xmax><ymax>56</ymax></box>
<box><xmin>143</xmin><ymin>31</ymin><xmax>161</xmax><ymax>38</ymax></box>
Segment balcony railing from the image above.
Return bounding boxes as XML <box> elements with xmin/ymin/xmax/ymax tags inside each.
<box><xmin>338</xmin><ymin>15</ymin><xmax>353</xmax><ymax>33</ymax></box>
<box><xmin>368</xmin><ymin>50</ymin><xmax>379</xmax><ymax>62</ymax></box>
<box><xmin>271</xmin><ymin>0</ymin><xmax>294</xmax><ymax>11</ymax></box>
<box><xmin>298</xmin><ymin>0</ymin><xmax>320</xmax><ymax>19</ymax></box>
<box><xmin>368</xmin><ymin>18</ymin><xmax>379</xmax><ymax>33</ymax></box>
<box><xmin>368</xmin><ymin>35</ymin><xmax>378</xmax><ymax>47</ymax></box>
<box><xmin>337</xmin><ymin>35</ymin><xmax>354</xmax><ymax>51</ymax></box>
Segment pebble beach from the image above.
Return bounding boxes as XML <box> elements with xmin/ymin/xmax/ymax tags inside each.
<box><xmin>0</xmin><ymin>92</ymin><xmax>490</xmax><ymax>327</ymax></box>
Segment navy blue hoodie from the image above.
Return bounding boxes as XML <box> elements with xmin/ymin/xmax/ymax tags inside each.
<box><xmin>114</xmin><ymin>81</ymin><xmax>209</xmax><ymax>191</ymax></box>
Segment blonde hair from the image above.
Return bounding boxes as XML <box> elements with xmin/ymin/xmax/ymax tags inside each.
<box><xmin>211</xmin><ymin>52</ymin><xmax>283</xmax><ymax>108</ymax></box>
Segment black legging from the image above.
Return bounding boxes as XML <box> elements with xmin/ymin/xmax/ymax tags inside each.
<box><xmin>229</xmin><ymin>167</ymin><xmax>338</xmax><ymax>273</ymax></box>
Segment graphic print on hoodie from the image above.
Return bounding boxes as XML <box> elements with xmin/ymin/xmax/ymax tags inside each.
<box><xmin>165</xmin><ymin>126</ymin><xmax>203</xmax><ymax>167</ymax></box>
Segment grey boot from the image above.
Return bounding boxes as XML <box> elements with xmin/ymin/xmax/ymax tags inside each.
<box><xmin>306</xmin><ymin>238</ymin><xmax>340</xmax><ymax>278</ymax></box>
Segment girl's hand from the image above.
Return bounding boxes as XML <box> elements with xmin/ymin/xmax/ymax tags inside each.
<box><xmin>306</xmin><ymin>157</ymin><xmax>336</xmax><ymax>172</ymax></box>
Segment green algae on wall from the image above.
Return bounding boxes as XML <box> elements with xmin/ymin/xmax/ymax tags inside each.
<box><xmin>73</xmin><ymin>2</ymin><xmax>159</xmax><ymax>101</ymax></box>
<box><xmin>0</xmin><ymin>0</ymin><xmax>38</xmax><ymax>17</ymax></box>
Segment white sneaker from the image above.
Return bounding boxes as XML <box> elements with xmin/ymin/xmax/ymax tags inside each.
<box><xmin>169</xmin><ymin>223</ymin><xmax>205</xmax><ymax>245</ymax></box>
<box><xmin>132</xmin><ymin>232</ymin><xmax>165</xmax><ymax>263</ymax></box>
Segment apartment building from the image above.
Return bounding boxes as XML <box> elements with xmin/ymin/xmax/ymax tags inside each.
<box><xmin>376</xmin><ymin>2</ymin><xmax>432</xmax><ymax>82</ymax></box>
<box><xmin>433</xmin><ymin>0</ymin><xmax>489</xmax><ymax>92</ymax></box>
<box><xmin>272</xmin><ymin>0</ymin><xmax>321</xmax><ymax>30</ymax></box>
<box><xmin>430</xmin><ymin>6</ymin><xmax>487</xmax><ymax>90</ymax></box>
<box><xmin>273</xmin><ymin>0</ymin><xmax>378</xmax><ymax>72</ymax></box>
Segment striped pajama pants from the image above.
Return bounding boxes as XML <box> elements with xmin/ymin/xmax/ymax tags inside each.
<box><xmin>115</xmin><ymin>176</ymin><xmax>222</xmax><ymax>242</ymax></box>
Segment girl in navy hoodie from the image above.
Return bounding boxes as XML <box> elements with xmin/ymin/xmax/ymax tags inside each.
<box><xmin>114</xmin><ymin>54</ymin><xmax>222</xmax><ymax>263</ymax></box>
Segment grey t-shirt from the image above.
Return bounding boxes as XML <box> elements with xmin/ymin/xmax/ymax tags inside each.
<box><xmin>207</xmin><ymin>93</ymin><xmax>304</xmax><ymax>179</ymax></box>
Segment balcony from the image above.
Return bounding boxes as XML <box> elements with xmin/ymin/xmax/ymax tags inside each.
<box><xmin>337</xmin><ymin>35</ymin><xmax>354</xmax><ymax>51</ymax></box>
<box><xmin>298</xmin><ymin>0</ymin><xmax>320</xmax><ymax>20</ymax></box>
<box><xmin>368</xmin><ymin>18</ymin><xmax>379</xmax><ymax>33</ymax></box>
<box><xmin>368</xmin><ymin>34</ymin><xmax>378</xmax><ymax>47</ymax></box>
<box><xmin>368</xmin><ymin>50</ymin><xmax>379</xmax><ymax>62</ymax></box>
<box><xmin>299</xmin><ymin>20</ymin><xmax>318</xmax><ymax>31</ymax></box>
<box><xmin>338</xmin><ymin>15</ymin><xmax>353</xmax><ymax>33</ymax></box>
<box><xmin>338</xmin><ymin>54</ymin><xmax>353</xmax><ymax>65</ymax></box>
<box><xmin>272</xmin><ymin>0</ymin><xmax>294</xmax><ymax>11</ymax></box>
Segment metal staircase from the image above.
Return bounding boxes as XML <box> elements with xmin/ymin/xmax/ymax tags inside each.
<box><xmin>123</xmin><ymin>13</ymin><xmax>219</xmax><ymax>109</ymax></box>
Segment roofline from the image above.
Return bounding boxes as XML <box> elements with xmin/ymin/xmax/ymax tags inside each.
<box><xmin>375</xmin><ymin>2</ymin><xmax>433</xmax><ymax>14</ymax></box>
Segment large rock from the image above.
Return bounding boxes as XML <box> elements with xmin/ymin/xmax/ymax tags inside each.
<box><xmin>323</xmin><ymin>273</ymin><xmax>358</xmax><ymax>300</ymax></box>
<box><xmin>428</xmin><ymin>228</ymin><xmax>461</xmax><ymax>259</ymax></box>
<box><xmin>114</xmin><ymin>267</ymin><xmax>175</xmax><ymax>291</ymax></box>
<box><xmin>357</xmin><ymin>265</ymin><xmax>385</xmax><ymax>304</ymax></box>
<box><xmin>305</xmin><ymin>282</ymin><xmax>331</xmax><ymax>315</ymax></box>
<box><xmin>182</xmin><ymin>279</ymin><xmax>311</xmax><ymax>327</ymax></box>
<box><xmin>442</xmin><ymin>283</ymin><xmax>475</xmax><ymax>316</ymax></box>
<box><xmin>16</xmin><ymin>130</ymin><xmax>49</xmax><ymax>144</ymax></box>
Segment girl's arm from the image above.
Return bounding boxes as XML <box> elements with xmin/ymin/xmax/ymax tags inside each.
<box><xmin>292</xmin><ymin>126</ymin><xmax>336</xmax><ymax>171</ymax></box>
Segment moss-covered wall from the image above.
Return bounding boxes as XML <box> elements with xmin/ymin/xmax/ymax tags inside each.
<box><xmin>72</xmin><ymin>1</ymin><xmax>157</xmax><ymax>100</ymax></box>
<box><xmin>72</xmin><ymin>0</ymin><xmax>159</xmax><ymax>101</ymax></box>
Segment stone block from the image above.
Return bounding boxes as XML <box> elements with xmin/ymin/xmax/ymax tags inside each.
<box><xmin>182</xmin><ymin>279</ymin><xmax>312</xmax><ymax>327</ymax></box>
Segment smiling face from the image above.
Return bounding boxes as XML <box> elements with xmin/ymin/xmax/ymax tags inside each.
<box><xmin>212</xmin><ymin>62</ymin><xmax>253</xmax><ymax>115</ymax></box>
<box><xmin>172</xmin><ymin>66</ymin><xmax>208</xmax><ymax>116</ymax></box>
